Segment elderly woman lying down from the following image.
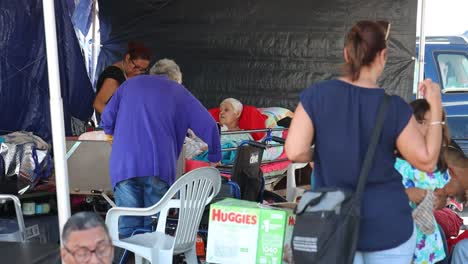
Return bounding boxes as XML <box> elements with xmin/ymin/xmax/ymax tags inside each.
<box><xmin>186</xmin><ymin>98</ymin><xmax>254</xmax><ymax>163</ymax></box>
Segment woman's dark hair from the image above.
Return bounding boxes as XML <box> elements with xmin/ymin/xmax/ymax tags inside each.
<box><xmin>343</xmin><ymin>20</ymin><xmax>389</xmax><ymax>81</ymax></box>
<box><xmin>126</xmin><ymin>41</ymin><xmax>152</xmax><ymax>61</ymax></box>
<box><xmin>410</xmin><ymin>99</ymin><xmax>430</xmax><ymax>122</ymax></box>
<box><xmin>410</xmin><ymin>99</ymin><xmax>451</xmax><ymax>172</ymax></box>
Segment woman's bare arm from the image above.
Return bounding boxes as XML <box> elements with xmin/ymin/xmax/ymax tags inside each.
<box><xmin>397</xmin><ymin>79</ymin><xmax>443</xmax><ymax>172</ymax></box>
<box><xmin>93</xmin><ymin>78</ymin><xmax>120</xmax><ymax>114</ymax></box>
<box><xmin>285</xmin><ymin>103</ymin><xmax>314</xmax><ymax>162</ymax></box>
<box><xmin>396</xmin><ymin>116</ymin><xmax>442</xmax><ymax>172</ymax></box>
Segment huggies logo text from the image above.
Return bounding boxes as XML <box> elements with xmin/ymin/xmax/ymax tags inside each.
<box><xmin>211</xmin><ymin>209</ymin><xmax>257</xmax><ymax>225</ymax></box>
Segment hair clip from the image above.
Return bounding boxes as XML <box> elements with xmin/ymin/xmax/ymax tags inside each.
<box><xmin>385</xmin><ymin>23</ymin><xmax>391</xmax><ymax>41</ymax></box>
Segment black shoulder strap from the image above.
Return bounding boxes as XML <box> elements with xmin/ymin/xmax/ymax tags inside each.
<box><xmin>355</xmin><ymin>94</ymin><xmax>390</xmax><ymax>199</ymax></box>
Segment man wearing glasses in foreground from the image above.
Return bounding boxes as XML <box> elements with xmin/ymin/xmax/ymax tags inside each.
<box><xmin>61</xmin><ymin>212</ymin><xmax>114</xmax><ymax>264</ymax></box>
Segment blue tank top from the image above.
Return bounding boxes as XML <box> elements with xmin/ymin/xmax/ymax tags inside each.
<box><xmin>300</xmin><ymin>79</ymin><xmax>414</xmax><ymax>251</ymax></box>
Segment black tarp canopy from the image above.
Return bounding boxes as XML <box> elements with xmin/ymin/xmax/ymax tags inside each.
<box><xmin>98</xmin><ymin>0</ymin><xmax>418</xmax><ymax>109</ymax></box>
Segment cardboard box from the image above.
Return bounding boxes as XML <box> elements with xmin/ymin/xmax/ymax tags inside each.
<box><xmin>206</xmin><ymin>198</ymin><xmax>296</xmax><ymax>264</ymax></box>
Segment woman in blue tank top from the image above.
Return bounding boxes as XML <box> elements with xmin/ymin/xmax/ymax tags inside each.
<box><xmin>285</xmin><ymin>20</ymin><xmax>444</xmax><ymax>264</ymax></box>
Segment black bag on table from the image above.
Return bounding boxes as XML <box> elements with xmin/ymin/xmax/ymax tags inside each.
<box><xmin>291</xmin><ymin>94</ymin><xmax>389</xmax><ymax>264</ymax></box>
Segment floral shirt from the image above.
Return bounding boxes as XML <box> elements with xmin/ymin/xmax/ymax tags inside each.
<box><xmin>395</xmin><ymin>158</ymin><xmax>450</xmax><ymax>264</ymax></box>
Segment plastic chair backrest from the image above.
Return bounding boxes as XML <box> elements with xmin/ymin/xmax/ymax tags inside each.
<box><xmin>0</xmin><ymin>195</ymin><xmax>25</xmax><ymax>242</ymax></box>
<box><xmin>172</xmin><ymin>167</ymin><xmax>221</xmax><ymax>252</ymax></box>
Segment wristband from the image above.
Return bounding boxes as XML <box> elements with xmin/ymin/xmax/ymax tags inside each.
<box><xmin>430</xmin><ymin>121</ymin><xmax>445</xmax><ymax>125</ymax></box>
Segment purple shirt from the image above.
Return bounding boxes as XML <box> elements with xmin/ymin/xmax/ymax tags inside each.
<box><xmin>101</xmin><ymin>75</ymin><xmax>221</xmax><ymax>187</ymax></box>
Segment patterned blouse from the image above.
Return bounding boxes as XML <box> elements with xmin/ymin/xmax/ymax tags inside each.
<box><xmin>395</xmin><ymin>158</ymin><xmax>450</xmax><ymax>264</ymax></box>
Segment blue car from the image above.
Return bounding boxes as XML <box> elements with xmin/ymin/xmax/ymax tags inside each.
<box><xmin>415</xmin><ymin>36</ymin><xmax>468</xmax><ymax>153</ymax></box>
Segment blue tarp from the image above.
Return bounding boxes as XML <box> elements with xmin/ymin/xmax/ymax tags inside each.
<box><xmin>94</xmin><ymin>2</ymin><xmax>126</xmax><ymax>89</ymax></box>
<box><xmin>0</xmin><ymin>0</ymin><xmax>95</xmax><ymax>141</ymax></box>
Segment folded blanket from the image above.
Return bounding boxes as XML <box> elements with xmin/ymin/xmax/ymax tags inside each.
<box><xmin>194</xmin><ymin>142</ymin><xmax>238</xmax><ymax>164</ymax></box>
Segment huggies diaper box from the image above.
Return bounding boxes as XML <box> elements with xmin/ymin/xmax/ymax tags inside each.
<box><xmin>206</xmin><ymin>198</ymin><xmax>295</xmax><ymax>264</ymax></box>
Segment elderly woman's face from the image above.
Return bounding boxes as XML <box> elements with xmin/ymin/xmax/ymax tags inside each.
<box><xmin>219</xmin><ymin>102</ymin><xmax>240</xmax><ymax>127</ymax></box>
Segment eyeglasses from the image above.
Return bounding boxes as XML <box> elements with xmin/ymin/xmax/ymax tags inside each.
<box><xmin>130</xmin><ymin>59</ymin><xmax>148</xmax><ymax>73</ymax></box>
<box><xmin>64</xmin><ymin>240</ymin><xmax>113</xmax><ymax>263</ymax></box>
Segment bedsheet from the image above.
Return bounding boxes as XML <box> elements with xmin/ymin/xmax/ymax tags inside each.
<box><xmin>260</xmin><ymin>152</ymin><xmax>290</xmax><ymax>176</ymax></box>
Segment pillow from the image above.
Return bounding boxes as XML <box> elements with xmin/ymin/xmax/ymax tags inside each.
<box><xmin>259</xmin><ymin>107</ymin><xmax>294</xmax><ymax>128</ymax></box>
<box><xmin>208</xmin><ymin>105</ymin><xmax>267</xmax><ymax>140</ymax></box>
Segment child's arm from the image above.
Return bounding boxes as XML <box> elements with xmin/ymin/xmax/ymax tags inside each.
<box><xmin>443</xmin><ymin>179</ymin><xmax>465</xmax><ymax>202</ymax></box>
<box><xmin>434</xmin><ymin>187</ymin><xmax>448</xmax><ymax>209</ymax></box>
<box><xmin>405</xmin><ymin>187</ymin><xmax>427</xmax><ymax>204</ymax></box>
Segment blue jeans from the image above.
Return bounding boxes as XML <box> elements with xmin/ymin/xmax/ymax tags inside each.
<box><xmin>353</xmin><ymin>224</ymin><xmax>416</xmax><ymax>264</ymax></box>
<box><xmin>114</xmin><ymin>176</ymin><xmax>169</xmax><ymax>238</ymax></box>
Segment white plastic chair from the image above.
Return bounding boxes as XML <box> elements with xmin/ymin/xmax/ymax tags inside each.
<box><xmin>0</xmin><ymin>194</ymin><xmax>25</xmax><ymax>242</ymax></box>
<box><xmin>106</xmin><ymin>167</ymin><xmax>222</xmax><ymax>264</ymax></box>
<box><xmin>286</xmin><ymin>162</ymin><xmax>308</xmax><ymax>202</ymax></box>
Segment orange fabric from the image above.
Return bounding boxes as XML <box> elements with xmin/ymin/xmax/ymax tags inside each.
<box><xmin>208</xmin><ymin>106</ymin><xmax>268</xmax><ymax>140</ymax></box>
<box><xmin>196</xmin><ymin>235</ymin><xmax>206</xmax><ymax>257</ymax></box>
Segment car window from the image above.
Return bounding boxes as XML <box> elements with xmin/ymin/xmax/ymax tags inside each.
<box><xmin>436</xmin><ymin>53</ymin><xmax>468</xmax><ymax>90</ymax></box>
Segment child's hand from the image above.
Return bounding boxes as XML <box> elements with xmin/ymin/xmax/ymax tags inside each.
<box><xmin>418</xmin><ymin>79</ymin><xmax>441</xmax><ymax>103</ymax></box>
<box><xmin>434</xmin><ymin>188</ymin><xmax>448</xmax><ymax>210</ymax></box>
<box><xmin>405</xmin><ymin>187</ymin><xmax>427</xmax><ymax>204</ymax></box>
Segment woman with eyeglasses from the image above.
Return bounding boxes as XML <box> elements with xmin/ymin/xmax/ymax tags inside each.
<box><xmin>286</xmin><ymin>20</ymin><xmax>443</xmax><ymax>263</ymax></box>
<box><xmin>93</xmin><ymin>41</ymin><xmax>151</xmax><ymax>121</ymax></box>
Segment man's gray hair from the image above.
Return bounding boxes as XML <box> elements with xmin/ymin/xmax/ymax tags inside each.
<box><xmin>62</xmin><ymin>211</ymin><xmax>110</xmax><ymax>244</ymax></box>
<box><xmin>150</xmin><ymin>58</ymin><xmax>182</xmax><ymax>84</ymax></box>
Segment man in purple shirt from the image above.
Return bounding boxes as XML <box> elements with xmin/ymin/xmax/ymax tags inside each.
<box><xmin>101</xmin><ymin>59</ymin><xmax>221</xmax><ymax>237</ymax></box>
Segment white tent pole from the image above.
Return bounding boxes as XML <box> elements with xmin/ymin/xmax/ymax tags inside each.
<box><xmin>91</xmin><ymin>0</ymin><xmax>98</xmax><ymax>84</ymax></box>
<box><xmin>42</xmin><ymin>0</ymin><xmax>71</xmax><ymax>239</ymax></box>
<box><xmin>90</xmin><ymin>0</ymin><xmax>99</xmax><ymax>125</ymax></box>
<box><xmin>417</xmin><ymin>0</ymin><xmax>426</xmax><ymax>98</ymax></box>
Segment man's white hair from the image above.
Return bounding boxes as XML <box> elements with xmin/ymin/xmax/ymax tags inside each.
<box><xmin>150</xmin><ymin>58</ymin><xmax>182</xmax><ymax>84</ymax></box>
<box><xmin>220</xmin><ymin>98</ymin><xmax>243</xmax><ymax>114</ymax></box>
